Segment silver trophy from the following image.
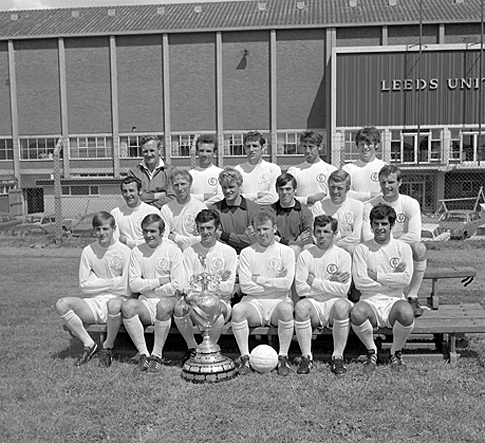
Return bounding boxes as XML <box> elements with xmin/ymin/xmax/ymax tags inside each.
<box><xmin>181</xmin><ymin>255</ymin><xmax>237</xmax><ymax>383</ymax></box>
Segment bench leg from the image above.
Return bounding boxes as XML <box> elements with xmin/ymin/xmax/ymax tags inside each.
<box><xmin>431</xmin><ymin>278</ymin><xmax>439</xmax><ymax>309</ymax></box>
<box><xmin>447</xmin><ymin>334</ymin><xmax>460</xmax><ymax>366</ymax></box>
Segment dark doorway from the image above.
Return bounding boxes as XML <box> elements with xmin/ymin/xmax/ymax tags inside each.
<box><xmin>24</xmin><ymin>188</ymin><xmax>44</xmax><ymax>213</ymax></box>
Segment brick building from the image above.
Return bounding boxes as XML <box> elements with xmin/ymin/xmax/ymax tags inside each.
<box><xmin>0</xmin><ymin>0</ymin><xmax>484</xmax><ymax>215</ymax></box>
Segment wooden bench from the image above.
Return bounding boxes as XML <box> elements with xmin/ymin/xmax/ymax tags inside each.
<box><xmin>68</xmin><ymin>302</ymin><xmax>485</xmax><ymax>365</ymax></box>
<box><xmin>422</xmin><ymin>266</ymin><xmax>476</xmax><ymax>309</ymax></box>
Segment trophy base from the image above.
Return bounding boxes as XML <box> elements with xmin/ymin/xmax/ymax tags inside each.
<box><xmin>181</xmin><ymin>349</ymin><xmax>237</xmax><ymax>383</ymax></box>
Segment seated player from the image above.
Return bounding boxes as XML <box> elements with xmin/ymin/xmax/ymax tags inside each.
<box><xmin>267</xmin><ymin>172</ymin><xmax>313</xmax><ymax>256</ymax></box>
<box><xmin>189</xmin><ymin>134</ymin><xmax>224</xmax><ymax>205</ymax></box>
<box><xmin>294</xmin><ymin>215</ymin><xmax>352</xmax><ymax>375</ymax></box>
<box><xmin>231</xmin><ymin>211</ymin><xmax>296</xmax><ymax>376</ymax></box>
<box><xmin>312</xmin><ymin>169</ymin><xmax>363</xmax><ymax>255</ymax></box>
<box><xmin>362</xmin><ymin>165</ymin><xmax>427</xmax><ymax>316</ymax></box>
<box><xmin>174</xmin><ymin>209</ymin><xmax>238</xmax><ymax>363</ymax></box>
<box><xmin>351</xmin><ymin>204</ymin><xmax>414</xmax><ymax>372</ymax></box>
<box><xmin>122</xmin><ymin>214</ymin><xmax>184</xmax><ymax>373</ymax></box>
<box><xmin>56</xmin><ymin>211</ymin><xmax>132</xmax><ymax>367</ymax></box>
<box><xmin>342</xmin><ymin>126</ymin><xmax>387</xmax><ymax>202</ymax></box>
<box><xmin>235</xmin><ymin>131</ymin><xmax>281</xmax><ymax>205</ymax></box>
<box><xmin>209</xmin><ymin>167</ymin><xmax>260</xmax><ymax>254</ymax></box>
<box><xmin>160</xmin><ymin>168</ymin><xmax>207</xmax><ymax>250</ymax></box>
<box><xmin>111</xmin><ymin>176</ymin><xmax>160</xmax><ymax>249</ymax></box>
<box><xmin>287</xmin><ymin>130</ymin><xmax>337</xmax><ymax>209</ymax></box>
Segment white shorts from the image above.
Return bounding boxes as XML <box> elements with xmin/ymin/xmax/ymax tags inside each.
<box><xmin>244</xmin><ymin>296</ymin><xmax>293</xmax><ymax>326</ymax></box>
<box><xmin>84</xmin><ymin>294</ymin><xmax>124</xmax><ymax>324</ymax></box>
<box><xmin>139</xmin><ymin>295</ymin><xmax>161</xmax><ymax>325</ymax></box>
<box><xmin>306</xmin><ymin>297</ymin><xmax>354</xmax><ymax>328</ymax></box>
<box><xmin>361</xmin><ymin>296</ymin><xmax>401</xmax><ymax>328</ymax></box>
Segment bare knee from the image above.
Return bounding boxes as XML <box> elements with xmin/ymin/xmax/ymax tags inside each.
<box><xmin>56</xmin><ymin>297</ymin><xmax>72</xmax><ymax>315</ymax></box>
<box><xmin>276</xmin><ymin>301</ymin><xmax>294</xmax><ymax>321</ymax></box>
<box><xmin>392</xmin><ymin>300</ymin><xmax>414</xmax><ymax>326</ymax></box>
<box><xmin>295</xmin><ymin>299</ymin><xmax>312</xmax><ymax>321</ymax></box>
<box><xmin>333</xmin><ymin>298</ymin><xmax>352</xmax><ymax>320</ymax></box>
<box><xmin>107</xmin><ymin>298</ymin><xmax>124</xmax><ymax>315</ymax></box>
<box><xmin>350</xmin><ymin>302</ymin><xmax>370</xmax><ymax>325</ymax></box>
<box><xmin>121</xmin><ymin>299</ymin><xmax>139</xmax><ymax>318</ymax></box>
<box><xmin>156</xmin><ymin>299</ymin><xmax>175</xmax><ymax>320</ymax></box>
<box><xmin>231</xmin><ymin>302</ymin><xmax>248</xmax><ymax>322</ymax></box>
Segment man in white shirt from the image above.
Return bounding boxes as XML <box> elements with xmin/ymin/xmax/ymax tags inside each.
<box><xmin>362</xmin><ymin>165</ymin><xmax>427</xmax><ymax>317</ymax></box>
<box><xmin>56</xmin><ymin>211</ymin><xmax>132</xmax><ymax>367</ymax></box>
<box><xmin>294</xmin><ymin>215</ymin><xmax>352</xmax><ymax>376</ymax></box>
<box><xmin>235</xmin><ymin>131</ymin><xmax>281</xmax><ymax>206</ymax></box>
<box><xmin>351</xmin><ymin>204</ymin><xmax>414</xmax><ymax>372</ymax></box>
<box><xmin>111</xmin><ymin>176</ymin><xmax>160</xmax><ymax>249</ymax></box>
<box><xmin>342</xmin><ymin>127</ymin><xmax>387</xmax><ymax>202</ymax></box>
<box><xmin>231</xmin><ymin>211</ymin><xmax>295</xmax><ymax>376</ymax></box>
<box><xmin>174</xmin><ymin>209</ymin><xmax>238</xmax><ymax>364</ymax></box>
<box><xmin>122</xmin><ymin>214</ymin><xmax>184</xmax><ymax>374</ymax></box>
<box><xmin>189</xmin><ymin>135</ymin><xmax>223</xmax><ymax>205</ymax></box>
<box><xmin>288</xmin><ymin>130</ymin><xmax>337</xmax><ymax>208</ymax></box>
<box><xmin>160</xmin><ymin>168</ymin><xmax>207</xmax><ymax>250</ymax></box>
<box><xmin>312</xmin><ymin>169</ymin><xmax>364</xmax><ymax>255</ymax></box>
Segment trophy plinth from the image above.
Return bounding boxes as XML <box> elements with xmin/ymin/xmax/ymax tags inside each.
<box><xmin>181</xmin><ymin>272</ymin><xmax>237</xmax><ymax>383</ymax></box>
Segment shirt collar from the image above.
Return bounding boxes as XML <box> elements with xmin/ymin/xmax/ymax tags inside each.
<box><xmin>221</xmin><ymin>196</ymin><xmax>248</xmax><ymax>210</ymax></box>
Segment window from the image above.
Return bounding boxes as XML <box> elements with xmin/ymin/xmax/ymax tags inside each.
<box><xmin>0</xmin><ymin>139</ymin><xmax>13</xmax><ymax>160</ymax></box>
<box><xmin>223</xmin><ymin>132</ymin><xmax>271</xmax><ymax>157</ymax></box>
<box><xmin>277</xmin><ymin>132</ymin><xmax>301</xmax><ymax>156</ymax></box>
<box><xmin>69</xmin><ymin>136</ymin><xmax>113</xmax><ymax>159</ymax></box>
<box><xmin>171</xmin><ymin>134</ymin><xmax>195</xmax><ymax>157</ymax></box>
<box><xmin>0</xmin><ymin>183</ymin><xmax>15</xmax><ymax>195</ymax></box>
<box><xmin>342</xmin><ymin>130</ymin><xmax>359</xmax><ymax>163</ymax></box>
<box><xmin>20</xmin><ymin>137</ymin><xmax>58</xmax><ymax>160</ymax></box>
<box><xmin>61</xmin><ymin>185</ymin><xmax>99</xmax><ymax>196</ymax></box>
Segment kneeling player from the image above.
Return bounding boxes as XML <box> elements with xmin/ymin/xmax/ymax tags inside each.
<box><xmin>174</xmin><ymin>209</ymin><xmax>238</xmax><ymax>364</ymax></box>
<box><xmin>294</xmin><ymin>215</ymin><xmax>352</xmax><ymax>375</ymax></box>
<box><xmin>351</xmin><ymin>204</ymin><xmax>414</xmax><ymax>372</ymax></box>
<box><xmin>122</xmin><ymin>214</ymin><xmax>184</xmax><ymax>373</ymax></box>
<box><xmin>56</xmin><ymin>211</ymin><xmax>132</xmax><ymax>367</ymax></box>
<box><xmin>231</xmin><ymin>211</ymin><xmax>296</xmax><ymax>376</ymax></box>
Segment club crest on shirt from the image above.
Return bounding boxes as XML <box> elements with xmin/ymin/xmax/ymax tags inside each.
<box><xmin>396</xmin><ymin>213</ymin><xmax>406</xmax><ymax>223</ymax></box>
<box><xmin>342</xmin><ymin>212</ymin><xmax>354</xmax><ymax>224</ymax></box>
<box><xmin>316</xmin><ymin>173</ymin><xmax>326</xmax><ymax>183</ymax></box>
<box><xmin>208</xmin><ymin>177</ymin><xmax>218</xmax><ymax>187</ymax></box>
<box><xmin>211</xmin><ymin>258</ymin><xmax>224</xmax><ymax>271</ymax></box>
<box><xmin>157</xmin><ymin>258</ymin><xmax>170</xmax><ymax>272</ymax></box>
<box><xmin>326</xmin><ymin>263</ymin><xmax>338</xmax><ymax>275</ymax></box>
<box><xmin>371</xmin><ymin>172</ymin><xmax>379</xmax><ymax>182</ymax></box>
<box><xmin>269</xmin><ymin>258</ymin><xmax>281</xmax><ymax>270</ymax></box>
<box><xmin>258</xmin><ymin>173</ymin><xmax>269</xmax><ymax>184</ymax></box>
<box><xmin>390</xmin><ymin>257</ymin><xmax>400</xmax><ymax>269</ymax></box>
<box><xmin>184</xmin><ymin>214</ymin><xmax>195</xmax><ymax>228</ymax></box>
<box><xmin>110</xmin><ymin>256</ymin><xmax>123</xmax><ymax>272</ymax></box>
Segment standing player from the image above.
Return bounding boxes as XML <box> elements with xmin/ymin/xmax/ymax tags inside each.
<box><xmin>174</xmin><ymin>209</ymin><xmax>238</xmax><ymax>362</ymax></box>
<box><xmin>189</xmin><ymin>135</ymin><xmax>224</xmax><ymax>205</ymax></box>
<box><xmin>111</xmin><ymin>176</ymin><xmax>160</xmax><ymax>249</ymax></box>
<box><xmin>231</xmin><ymin>211</ymin><xmax>295</xmax><ymax>376</ymax></box>
<box><xmin>160</xmin><ymin>168</ymin><xmax>207</xmax><ymax>250</ymax></box>
<box><xmin>128</xmin><ymin>135</ymin><xmax>174</xmax><ymax>208</ymax></box>
<box><xmin>287</xmin><ymin>130</ymin><xmax>337</xmax><ymax>208</ymax></box>
<box><xmin>268</xmin><ymin>172</ymin><xmax>313</xmax><ymax>256</ymax></box>
<box><xmin>122</xmin><ymin>214</ymin><xmax>184</xmax><ymax>373</ymax></box>
<box><xmin>294</xmin><ymin>215</ymin><xmax>352</xmax><ymax>375</ymax></box>
<box><xmin>362</xmin><ymin>165</ymin><xmax>427</xmax><ymax>317</ymax></box>
<box><xmin>351</xmin><ymin>204</ymin><xmax>414</xmax><ymax>371</ymax></box>
<box><xmin>235</xmin><ymin>131</ymin><xmax>281</xmax><ymax>206</ymax></box>
<box><xmin>209</xmin><ymin>167</ymin><xmax>260</xmax><ymax>254</ymax></box>
<box><xmin>342</xmin><ymin>127</ymin><xmax>387</xmax><ymax>202</ymax></box>
<box><xmin>56</xmin><ymin>211</ymin><xmax>132</xmax><ymax>367</ymax></box>
<box><xmin>312</xmin><ymin>169</ymin><xmax>364</xmax><ymax>255</ymax></box>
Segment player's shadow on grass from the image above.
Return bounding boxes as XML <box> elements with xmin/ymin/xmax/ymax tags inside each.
<box><xmin>51</xmin><ymin>335</ymin><xmax>84</xmax><ymax>360</ymax></box>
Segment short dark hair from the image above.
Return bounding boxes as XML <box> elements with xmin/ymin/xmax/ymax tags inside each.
<box><xmin>299</xmin><ymin>130</ymin><xmax>323</xmax><ymax>146</ymax></box>
<box><xmin>121</xmin><ymin>176</ymin><xmax>142</xmax><ymax>192</ymax></box>
<box><xmin>140</xmin><ymin>135</ymin><xmax>163</xmax><ymax>149</ymax></box>
<box><xmin>314</xmin><ymin>215</ymin><xmax>338</xmax><ymax>233</ymax></box>
<box><xmin>369</xmin><ymin>204</ymin><xmax>396</xmax><ymax>227</ymax></box>
<box><xmin>196</xmin><ymin>134</ymin><xmax>218</xmax><ymax>151</ymax></box>
<box><xmin>92</xmin><ymin>211</ymin><xmax>115</xmax><ymax>229</ymax></box>
<box><xmin>195</xmin><ymin>208</ymin><xmax>221</xmax><ymax>230</ymax></box>
<box><xmin>243</xmin><ymin>131</ymin><xmax>266</xmax><ymax>147</ymax></box>
<box><xmin>355</xmin><ymin>127</ymin><xmax>380</xmax><ymax>146</ymax></box>
<box><xmin>275</xmin><ymin>172</ymin><xmax>297</xmax><ymax>191</ymax></box>
<box><xmin>378</xmin><ymin>164</ymin><xmax>402</xmax><ymax>182</ymax></box>
<box><xmin>141</xmin><ymin>213</ymin><xmax>165</xmax><ymax>234</ymax></box>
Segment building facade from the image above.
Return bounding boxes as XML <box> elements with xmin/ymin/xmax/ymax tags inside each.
<box><xmin>0</xmin><ymin>0</ymin><xmax>484</xmax><ymax>215</ymax></box>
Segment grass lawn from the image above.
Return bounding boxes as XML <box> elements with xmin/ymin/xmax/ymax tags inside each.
<box><xmin>1</xmin><ymin>242</ymin><xmax>485</xmax><ymax>443</ymax></box>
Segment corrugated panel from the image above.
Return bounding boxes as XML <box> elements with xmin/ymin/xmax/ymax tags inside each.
<box><xmin>0</xmin><ymin>0</ymin><xmax>484</xmax><ymax>39</ymax></box>
<box><xmin>336</xmin><ymin>50</ymin><xmax>485</xmax><ymax>127</ymax></box>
